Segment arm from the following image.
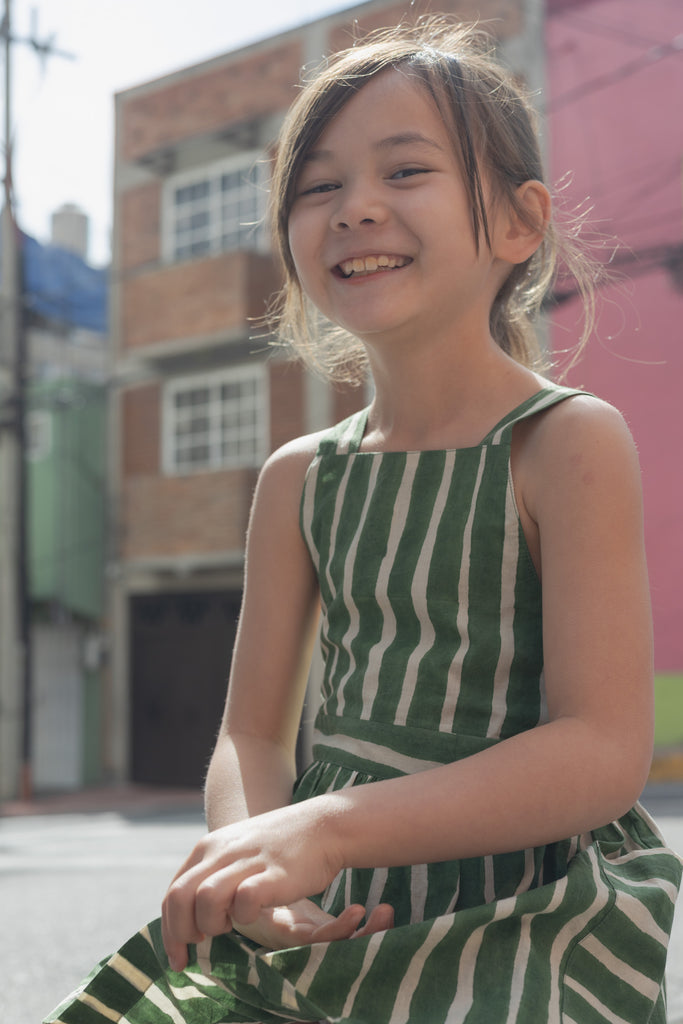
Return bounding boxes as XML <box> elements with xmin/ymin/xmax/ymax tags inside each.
<box><xmin>165</xmin><ymin>436</ymin><xmax>393</xmax><ymax>965</ymax></box>
<box><xmin>163</xmin><ymin>397</ymin><xmax>653</xmax><ymax>940</ymax></box>
<box><xmin>204</xmin><ymin>436</ymin><xmax>321</xmax><ymax>830</ymax></box>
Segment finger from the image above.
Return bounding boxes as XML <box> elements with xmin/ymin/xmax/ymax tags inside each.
<box><xmin>163</xmin><ymin>936</ymin><xmax>191</xmax><ymax>974</ymax></box>
<box><xmin>353</xmin><ymin>902</ymin><xmax>395</xmax><ymax>937</ymax></box>
<box><xmin>161</xmin><ymin>887</ymin><xmax>205</xmax><ymax>972</ymax></box>
<box><xmin>309</xmin><ymin>904</ymin><xmax>366</xmax><ymax>943</ymax></box>
<box><xmin>162</xmin><ymin>874</ymin><xmax>211</xmax><ymax>957</ymax></box>
<box><xmin>230</xmin><ymin>872</ymin><xmax>272</xmax><ymax>926</ymax></box>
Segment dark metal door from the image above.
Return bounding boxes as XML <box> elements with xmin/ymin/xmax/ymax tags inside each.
<box><xmin>130</xmin><ymin>590</ymin><xmax>240</xmax><ymax>787</ymax></box>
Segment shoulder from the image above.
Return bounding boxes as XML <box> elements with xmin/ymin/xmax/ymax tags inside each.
<box><xmin>254</xmin><ymin>431</ymin><xmax>325</xmax><ymax>506</ymax></box>
<box><xmin>254</xmin><ymin>411</ymin><xmax>360</xmax><ymax>505</ymax></box>
<box><xmin>525</xmin><ymin>390</ymin><xmax>638</xmax><ymax>469</ymax></box>
<box><xmin>516</xmin><ymin>391</ymin><xmax>643</xmax><ymax>530</ymax></box>
<box><xmin>258</xmin><ymin>407</ymin><xmax>367</xmax><ymax>490</ymax></box>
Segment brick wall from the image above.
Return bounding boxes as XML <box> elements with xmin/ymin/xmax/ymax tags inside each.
<box><xmin>120</xmin><ymin>182</ymin><xmax>162</xmax><ymax>272</ymax></box>
<box><xmin>269</xmin><ymin>360</ymin><xmax>305</xmax><ymax>451</ymax></box>
<box><xmin>122</xmin><ymin>468</ymin><xmax>257</xmax><ymax>560</ymax></box>
<box><xmin>120</xmin><ymin>381</ymin><xmax>258</xmax><ymax>561</ymax></box>
<box><xmin>120</xmin><ymin>41</ymin><xmax>303</xmax><ymax>164</ymax></box>
<box><xmin>122</xmin><ymin>384</ymin><xmax>161</xmax><ymax>476</ymax></box>
<box><xmin>121</xmin><ymin>251</ymin><xmax>280</xmax><ymax>351</ymax></box>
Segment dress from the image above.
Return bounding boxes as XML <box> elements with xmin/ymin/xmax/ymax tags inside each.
<box><xmin>46</xmin><ymin>384</ymin><xmax>682</xmax><ymax>1024</ymax></box>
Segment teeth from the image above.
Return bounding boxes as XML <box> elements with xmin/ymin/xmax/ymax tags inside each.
<box><xmin>339</xmin><ymin>255</ymin><xmax>408</xmax><ymax>277</ymax></box>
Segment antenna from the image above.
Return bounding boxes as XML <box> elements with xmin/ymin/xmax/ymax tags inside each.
<box><xmin>27</xmin><ymin>6</ymin><xmax>75</xmax><ymax>71</ymax></box>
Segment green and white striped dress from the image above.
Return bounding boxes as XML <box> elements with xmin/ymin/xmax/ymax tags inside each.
<box><xmin>46</xmin><ymin>384</ymin><xmax>682</xmax><ymax>1024</ymax></box>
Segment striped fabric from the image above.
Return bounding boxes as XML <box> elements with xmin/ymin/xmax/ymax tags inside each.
<box><xmin>46</xmin><ymin>384</ymin><xmax>682</xmax><ymax>1024</ymax></box>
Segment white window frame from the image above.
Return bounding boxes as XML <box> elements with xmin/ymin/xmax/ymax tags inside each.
<box><xmin>161</xmin><ymin>151</ymin><xmax>268</xmax><ymax>263</ymax></box>
<box><xmin>162</xmin><ymin>364</ymin><xmax>268</xmax><ymax>476</ymax></box>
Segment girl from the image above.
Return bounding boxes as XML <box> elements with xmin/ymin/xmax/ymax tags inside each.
<box><xmin>47</xmin><ymin>19</ymin><xmax>681</xmax><ymax>1024</ymax></box>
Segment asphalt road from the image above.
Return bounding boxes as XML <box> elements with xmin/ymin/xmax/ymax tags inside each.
<box><xmin>1</xmin><ymin>784</ymin><xmax>682</xmax><ymax>1024</ymax></box>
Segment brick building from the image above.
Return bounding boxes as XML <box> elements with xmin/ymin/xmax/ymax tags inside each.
<box><xmin>107</xmin><ymin>0</ymin><xmax>545</xmax><ymax>786</ymax></box>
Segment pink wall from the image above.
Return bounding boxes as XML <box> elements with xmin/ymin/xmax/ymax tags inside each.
<box><xmin>546</xmin><ymin>0</ymin><xmax>683</xmax><ymax>670</ymax></box>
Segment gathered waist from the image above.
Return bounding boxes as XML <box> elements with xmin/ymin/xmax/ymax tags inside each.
<box><xmin>311</xmin><ymin>713</ymin><xmax>503</xmax><ymax>780</ymax></box>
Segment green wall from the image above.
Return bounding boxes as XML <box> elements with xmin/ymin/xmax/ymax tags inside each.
<box><xmin>28</xmin><ymin>379</ymin><xmax>107</xmax><ymax>618</ymax></box>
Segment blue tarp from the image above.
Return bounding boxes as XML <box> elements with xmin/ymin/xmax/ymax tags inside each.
<box><xmin>21</xmin><ymin>233</ymin><xmax>108</xmax><ymax>334</ymax></box>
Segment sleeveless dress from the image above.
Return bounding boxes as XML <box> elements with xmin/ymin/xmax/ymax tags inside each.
<box><xmin>46</xmin><ymin>384</ymin><xmax>682</xmax><ymax>1024</ymax></box>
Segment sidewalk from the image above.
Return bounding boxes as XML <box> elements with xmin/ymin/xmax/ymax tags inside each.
<box><xmin>0</xmin><ymin>782</ymin><xmax>205</xmax><ymax>819</ymax></box>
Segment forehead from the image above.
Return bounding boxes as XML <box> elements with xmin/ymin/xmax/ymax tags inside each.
<box><xmin>306</xmin><ymin>67</ymin><xmax>452</xmax><ymax>156</ymax></box>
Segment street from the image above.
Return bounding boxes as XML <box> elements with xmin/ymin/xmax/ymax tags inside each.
<box><xmin>1</xmin><ymin>799</ymin><xmax>206</xmax><ymax>1023</ymax></box>
<box><xmin>1</xmin><ymin>785</ymin><xmax>682</xmax><ymax>1024</ymax></box>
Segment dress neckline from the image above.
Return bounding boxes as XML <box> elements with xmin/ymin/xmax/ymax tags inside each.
<box><xmin>341</xmin><ymin>384</ymin><xmax>578</xmax><ymax>456</ymax></box>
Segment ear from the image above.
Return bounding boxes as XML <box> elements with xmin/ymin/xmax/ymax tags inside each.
<box><xmin>496</xmin><ymin>180</ymin><xmax>551</xmax><ymax>265</ymax></box>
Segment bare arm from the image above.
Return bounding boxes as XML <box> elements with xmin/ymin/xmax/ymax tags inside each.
<box><xmin>166</xmin><ymin>435</ymin><xmax>394</xmax><ymax>963</ymax></box>
<box><xmin>163</xmin><ymin>397</ymin><xmax>653</xmax><ymax>946</ymax></box>
<box><xmin>204</xmin><ymin>437</ymin><xmax>321</xmax><ymax>831</ymax></box>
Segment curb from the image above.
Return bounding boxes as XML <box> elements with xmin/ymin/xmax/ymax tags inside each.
<box><xmin>0</xmin><ymin>783</ymin><xmax>204</xmax><ymax>819</ymax></box>
<box><xmin>649</xmin><ymin>748</ymin><xmax>683</xmax><ymax>784</ymax></box>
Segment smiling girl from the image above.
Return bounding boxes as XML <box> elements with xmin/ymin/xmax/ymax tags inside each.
<box><xmin>46</xmin><ymin>18</ymin><xmax>681</xmax><ymax>1024</ymax></box>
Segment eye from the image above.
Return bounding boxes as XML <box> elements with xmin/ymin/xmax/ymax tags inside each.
<box><xmin>299</xmin><ymin>181</ymin><xmax>340</xmax><ymax>196</ymax></box>
<box><xmin>390</xmin><ymin>167</ymin><xmax>430</xmax><ymax>180</ymax></box>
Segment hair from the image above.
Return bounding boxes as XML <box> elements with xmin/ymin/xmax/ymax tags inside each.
<box><xmin>266</xmin><ymin>17</ymin><xmax>598</xmax><ymax>385</ymax></box>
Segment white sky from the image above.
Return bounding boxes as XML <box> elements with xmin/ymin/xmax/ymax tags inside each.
<box><xmin>6</xmin><ymin>0</ymin><xmax>360</xmax><ymax>265</ymax></box>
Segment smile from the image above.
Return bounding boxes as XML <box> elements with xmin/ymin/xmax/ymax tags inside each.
<box><xmin>336</xmin><ymin>255</ymin><xmax>412</xmax><ymax>278</ymax></box>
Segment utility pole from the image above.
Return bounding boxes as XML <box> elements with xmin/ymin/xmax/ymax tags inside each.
<box><xmin>0</xmin><ymin>0</ymin><xmax>74</xmax><ymax>801</ymax></box>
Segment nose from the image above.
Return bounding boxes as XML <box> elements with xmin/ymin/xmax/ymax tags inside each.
<box><xmin>331</xmin><ymin>179</ymin><xmax>387</xmax><ymax>231</ymax></box>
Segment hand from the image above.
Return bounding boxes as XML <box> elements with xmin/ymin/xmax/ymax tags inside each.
<box><xmin>161</xmin><ymin>799</ymin><xmax>346</xmax><ymax>971</ymax></box>
<box><xmin>232</xmin><ymin>898</ymin><xmax>395</xmax><ymax>950</ymax></box>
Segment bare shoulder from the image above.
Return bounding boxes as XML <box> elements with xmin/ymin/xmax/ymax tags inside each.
<box><xmin>517</xmin><ymin>392</ymin><xmax>641</xmax><ymax>516</ymax></box>
<box><xmin>541</xmin><ymin>390</ymin><xmax>633</xmax><ymax>440</ymax></box>
<box><xmin>255</xmin><ymin>429</ymin><xmax>327</xmax><ymax>500</ymax></box>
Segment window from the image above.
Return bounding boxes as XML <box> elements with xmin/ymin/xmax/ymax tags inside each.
<box><xmin>163</xmin><ymin>365</ymin><xmax>267</xmax><ymax>475</ymax></box>
<box><xmin>163</xmin><ymin>152</ymin><xmax>267</xmax><ymax>263</ymax></box>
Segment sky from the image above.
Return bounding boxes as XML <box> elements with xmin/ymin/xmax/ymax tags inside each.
<box><xmin>5</xmin><ymin>0</ymin><xmax>360</xmax><ymax>265</ymax></box>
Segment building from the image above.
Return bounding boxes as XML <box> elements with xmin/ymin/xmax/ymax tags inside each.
<box><xmin>108</xmin><ymin>0</ymin><xmax>545</xmax><ymax>787</ymax></box>
<box><xmin>545</xmin><ymin>0</ymin><xmax>683</xmax><ymax>674</ymax></box>
<box><xmin>0</xmin><ymin>205</ymin><xmax>109</xmax><ymax>799</ymax></box>
<box><xmin>28</xmin><ymin>375</ymin><xmax>108</xmax><ymax>791</ymax></box>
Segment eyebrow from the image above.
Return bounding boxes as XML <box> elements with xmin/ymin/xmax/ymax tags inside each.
<box><xmin>303</xmin><ymin>131</ymin><xmax>445</xmax><ymax>163</ymax></box>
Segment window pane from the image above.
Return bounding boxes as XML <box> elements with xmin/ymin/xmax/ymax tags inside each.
<box><xmin>168</xmin><ymin>156</ymin><xmax>263</xmax><ymax>263</ymax></box>
<box><xmin>167</xmin><ymin>370</ymin><xmax>264</xmax><ymax>474</ymax></box>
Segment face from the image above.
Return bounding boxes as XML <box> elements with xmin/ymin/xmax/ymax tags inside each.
<box><xmin>286</xmin><ymin>68</ymin><xmax>511</xmax><ymax>352</ymax></box>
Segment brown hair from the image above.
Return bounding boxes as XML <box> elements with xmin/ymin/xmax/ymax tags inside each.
<box><xmin>267</xmin><ymin>17</ymin><xmax>596</xmax><ymax>384</ymax></box>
